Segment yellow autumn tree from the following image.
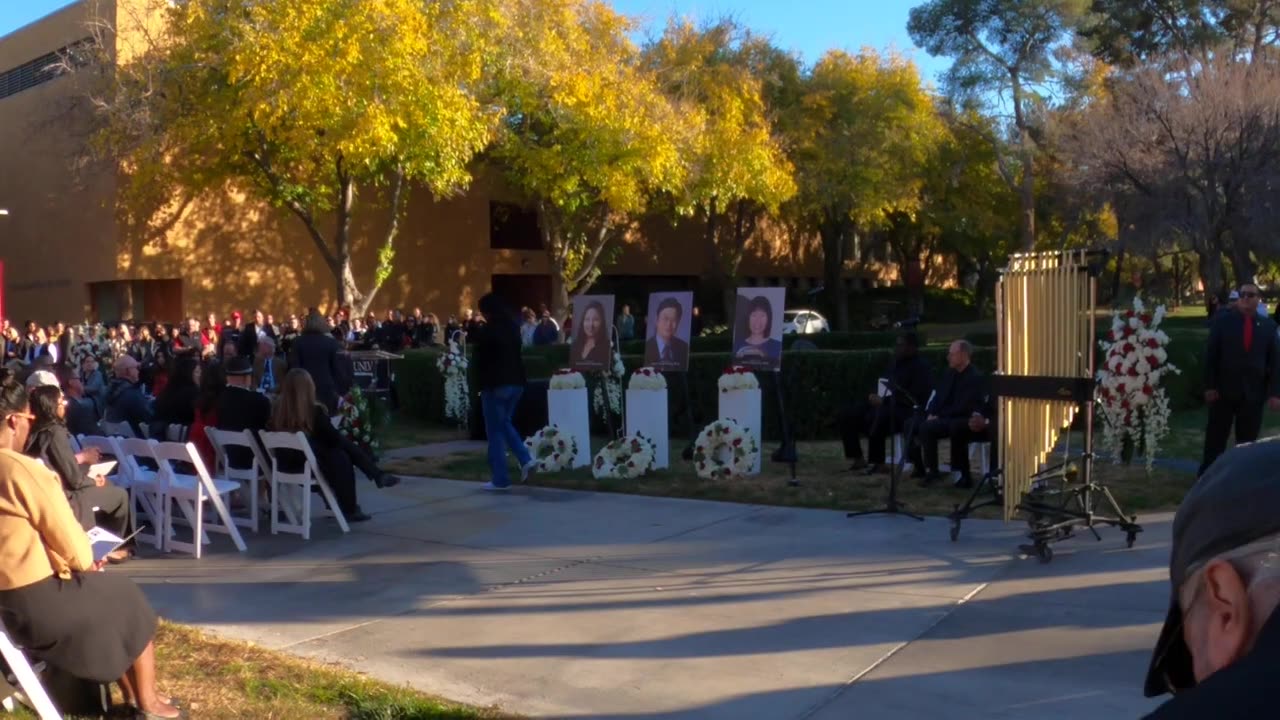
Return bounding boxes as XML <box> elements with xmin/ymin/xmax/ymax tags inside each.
<box><xmin>788</xmin><ymin>50</ymin><xmax>940</xmax><ymax>330</ymax></box>
<box><xmin>93</xmin><ymin>0</ymin><xmax>505</xmax><ymax>314</ymax></box>
<box><xmin>643</xmin><ymin>19</ymin><xmax>797</xmax><ymax>319</ymax></box>
<box><xmin>491</xmin><ymin>0</ymin><xmax>691</xmax><ymax>320</ymax></box>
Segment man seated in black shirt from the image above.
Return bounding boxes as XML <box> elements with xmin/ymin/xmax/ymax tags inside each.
<box><xmin>838</xmin><ymin>332</ymin><xmax>932</xmax><ymax>473</ymax></box>
<box><xmin>907</xmin><ymin>339</ymin><xmax>992</xmax><ymax>488</ymax></box>
<box><xmin>215</xmin><ymin>357</ymin><xmax>272</xmax><ymax>470</ymax></box>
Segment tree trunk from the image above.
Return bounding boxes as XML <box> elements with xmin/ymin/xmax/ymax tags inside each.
<box><xmin>1011</xmin><ymin>72</ymin><xmax>1036</xmax><ymax>252</ymax></box>
<box><xmin>1196</xmin><ymin>247</ymin><xmax>1226</xmax><ymax>301</ymax></box>
<box><xmin>1229</xmin><ymin>245</ymin><xmax>1257</xmax><ymax>288</ymax></box>
<box><xmin>819</xmin><ymin>210</ymin><xmax>850</xmax><ymax>331</ymax></box>
<box><xmin>1110</xmin><ymin>243</ymin><xmax>1127</xmax><ymax>307</ymax></box>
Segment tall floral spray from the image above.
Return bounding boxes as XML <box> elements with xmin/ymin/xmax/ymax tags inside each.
<box><xmin>1096</xmin><ymin>297</ymin><xmax>1180</xmax><ymax>470</ymax></box>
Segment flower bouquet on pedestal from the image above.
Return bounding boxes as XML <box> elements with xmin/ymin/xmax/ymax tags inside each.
<box><xmin>717</xmin><ymin>366</ymin><xmax>759</xmax><ymax>393</ymax></box>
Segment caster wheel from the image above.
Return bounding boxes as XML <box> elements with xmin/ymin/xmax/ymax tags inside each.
<box><xmin>950</xmin><ymin>521</ymin><xmax>960</xmax><ymax>542</ymax></box>
<box><xmin>1126</xmin><ymin>531</ymin><xmax>1137</xmax><ymax>549</ymax></box>
<box><xmin>1038</xmin><ymin>544</ymin><xmax>1053</xmax><ymax>564</ymax></box>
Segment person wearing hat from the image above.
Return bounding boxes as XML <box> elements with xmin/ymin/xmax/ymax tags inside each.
<box><xmin>1143</xmin><ymin>440</ymin><xmax>1280</xmax><ymax>717</ymax></box>
<box><xmin>1199</xmin><ymin>282</ymin><xmax>1280</xmax><ymax>476</ymax></box>
<box><xmin>215</xmin><ymin>356</ymin><xmax>272</xmax><ymax>475</ymax></box>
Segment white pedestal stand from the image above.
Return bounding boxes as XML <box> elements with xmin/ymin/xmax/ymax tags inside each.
<box><xmin>718</xmin><ymin>388</ymin><xmax>762</xmax><ymax>475</ymax></box>
<box><xmin>547</xmin><ymin>387</ymin><xmax>591</xmax><ymax>468</ymax></box>
<box><xmin>625</xmin><ymin>389</ymin><xmax>669</xmax><ymax>469</ymax></box>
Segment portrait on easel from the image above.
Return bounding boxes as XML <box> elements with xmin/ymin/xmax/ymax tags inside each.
<box><xmin>570</xmin><ymin>294</ymin><xmax>615</xmax><ymax>371</ymax></box>
<box><xmin>643</xmin><ymin>291</ymin><xmax>693</xmax><ymax>372</ymax></box>
<box><xmin>733</xmin><ymin>287</ymin><xmax>786</xmax><ymax>371</ymax></box>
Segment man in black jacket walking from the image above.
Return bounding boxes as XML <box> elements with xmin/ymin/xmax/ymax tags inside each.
<box><xmin>838</xmin><ymin>332</ymin><xmax>932</xmax><ymax>473</ymax></box>
<box><xmin>289</xmin><ymin>313</ymin><xmax>348</xmax><ymax>414</ymax></box>
<box><xmin>1199</xmin><ymin>283</ymin><xmax>1280</xmax><ymax>477</ymax></box>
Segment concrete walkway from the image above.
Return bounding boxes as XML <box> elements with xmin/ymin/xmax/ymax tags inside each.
<box><xmin>122</xmin><ymin>471</ymin><xmax>1173</xmax><ymax>719</ymax></box>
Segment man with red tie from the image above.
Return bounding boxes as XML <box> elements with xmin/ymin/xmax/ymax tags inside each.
<box><xmin>1200</xmin><ymin>283</ymin><xmax>1280</xmax><ymax>476</ymax></box>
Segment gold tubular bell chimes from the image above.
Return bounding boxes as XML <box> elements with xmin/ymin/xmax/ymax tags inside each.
<box><xmin>995</xmin><ymin>250</ymin><xmax>1096</xmax><ymax>520</ymax></box>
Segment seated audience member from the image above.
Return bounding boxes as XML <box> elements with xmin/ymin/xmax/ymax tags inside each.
<box><xmin>62</xmin><ymin>372</ymin><xmax>100</xmax><ymax>437</ymax></box>
<box><xmin>148</xmin><ymin>346</ymin><xmax>171</xmax><ymax>397</ymax></box>
<box><xmin>80</xmin><ymin>355</ymin><xmax>108</xmax><ymax>409</ymax></box>
<box><xmin>0</xmin><ymin>371</ymin><xmax>180</xmax><ymax>718</ymax></box>
<box><xmin>24</xmin><ymin>382</ymin><xmax>130</xmax><ymax>551</ymax></box>
<box><xmin>216</xmin><ymin>357</ymin><xmax>272</xmax><ymax>472</ymax></box>
<box><xmin>906</xmin><ymin>340</ymin><xmax>992</xmax><ymax>488</ymax></box>
<box><xmin>1141</xmin><ymin>440</ymin><xmax>1280</xmax><ymax>718</ymax></box>
<box><xmin>104</xmin><ymin>355</ymin><xmax>154</xmax><ymax>437</ymax></box>
<box><xmin>838</xmin><ymin>333</ymin><xmax>933</xmax><ymax>473</ymax></box>
<box><xmin>253</xmin><ymin>336</ymin><xmax>285</xmax><ymax>395</ymax></box>
<box><xmin>189</xmin><ymin>363</ymin><xmax>225</xmax><ymax>470</ymax></box>
<box><xmin>151</xmin><ymin>354</ymin><xmax>200</xmax><ymax>439</ymax></box>
<box><xmin>268</xmin><ymin>369</ymin><xmax>399</xmax><ymax>523</ymax></box>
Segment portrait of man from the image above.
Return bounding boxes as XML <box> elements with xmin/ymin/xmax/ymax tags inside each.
<box><xmin>644</xmin><ymin>291</ymin><xmax>693</xmax><ymax>371</ymax></box>
<box><xmin>732</xmin><ymin>286</ymin><xmax>786</xmax><ymax>371</ymax></box>
<box><xmin>570</xmin><ymin>294</ymin><xmax>615</xmax><ymax>372</ymax></box>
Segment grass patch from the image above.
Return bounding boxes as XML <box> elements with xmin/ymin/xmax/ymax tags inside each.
<box><xmin>380</xmin><ymin>412</ymin><xmax>468</xmax><ymax>450</ymax></box>
<box><xmin>383</xmin><ymin>437</ymin><xmax>1193</xmax><ymax>519</ymax></box>
<box><xmin>148</xmin><ymin>621</ymin><xmax>510</xmax><ymax>720</ymax></box>
<box><xmin>1161</xmin><ymin>406</ymin><xmax>1280</xmax><ymax>462</ymax></box>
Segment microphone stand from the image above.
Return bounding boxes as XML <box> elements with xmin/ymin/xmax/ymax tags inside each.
<box><xmin>848</xmin><ymin>376</ymin><xmax>924</xmax><ymax>522</ymax></box>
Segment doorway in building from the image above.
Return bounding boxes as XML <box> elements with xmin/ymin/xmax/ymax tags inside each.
<box><xmin>88</xmin><ymin>279</ymin><xmax>183</xmax><ymax>323</ymax></box>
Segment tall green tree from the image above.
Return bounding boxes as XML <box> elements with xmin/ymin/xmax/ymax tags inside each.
<box><xmin>89</xmin><ymin>0</ymin><xmax>505</xmax><ymax>314</ymax></box>
<box><xmin>788</xmin><ymin>50</ymin><xmax>940</xmax><ymax>330</ymax></box>
<box><xmin>642</xmin><ymin>19</ymin><xmax>797</xmax><ymax>319</ymax></box>
<box><xmin>492</xmin><ymin>0</ymin><xmax>689</xmax><ymax>321</ymax></box>
<box><xmin>908</xmin><ymin>0</ymin><xmax>1090</xmax><ymax>251</ymax></box>
<box><xmin>1082</xmin><ymin>0</ymin><xmax>1280</xmax><ymax>66</ymax></box>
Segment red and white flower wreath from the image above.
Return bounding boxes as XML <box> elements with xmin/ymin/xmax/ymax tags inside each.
<box><xmin>692</xmin><ymin>418</ymin><xmax>759</xmax><ymax>480</ymax></box>
<box><xmin>524</xmin><ymin>425</ymin><xmax>578</xmax><ymax>473</ymax></box>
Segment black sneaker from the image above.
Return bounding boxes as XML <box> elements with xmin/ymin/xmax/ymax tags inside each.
<box><xmin>346</xmin><ymin>510</ymin><xmax>373</xmax><ymax>523</ymax></box>
<box><xmin>374</xmin><ymin>473</ymin><xmax>401</xmax><ymax>489</ymax></box>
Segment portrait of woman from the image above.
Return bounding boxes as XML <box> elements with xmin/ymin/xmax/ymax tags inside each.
<box><xmin>733</xmin><ymin>292</ymin><xmax>784</xmax><ymax>370</ymax></box>
<box><xmin>570</xmin><ymin>297</ymin><xmax>614</xmax><ymax>371</ymax></box>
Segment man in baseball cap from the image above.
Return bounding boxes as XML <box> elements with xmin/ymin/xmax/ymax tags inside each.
<box><xmin>1142</xmin><ymin>439</ymin><xmax>1280</xmax><ymax>717</ymax></box>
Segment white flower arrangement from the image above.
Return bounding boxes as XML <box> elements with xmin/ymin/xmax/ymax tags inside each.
<box><xmin>549</xmin><ymin>369</ymin><xmax>587</xmax><ymax>390</ymax></box>
<box><xmin>1096</xmin><ymin>296</ymin><xmax>1181</xmax><ymax>470</ymax></box>
<box><xmin>436</xmin><ymin>341</ymin><xmax>470</xmax><ymax>427</ymax></box>
<box><xmin>592</xmin><ymin>349</ymin><xmax>624</xmax><ymax>420</ymax></box>
<box><xmin>717</xmin><ymin>366</ymin><xmax>759</xmax><ymax>393</ymax></box>
<box><xmin>592</xmin><ymin>433</ymin><xmax>658</xmax><ymax>480</ymax></box>
<box><xmin>627</xmin><ymin>367</ymin><xmax>667</xmax><ymax>391</ymax></box>
<box><xmin>524</xmin><ymin>425</ymin><xmax>577</xmax><ymax>472</ymax></box>
<box><xmin>692</xmin><ymin>418</ymin><xmax>759</xmax><ymax>480</ymax></box>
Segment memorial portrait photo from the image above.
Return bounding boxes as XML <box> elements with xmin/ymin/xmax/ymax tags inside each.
<box><xmin>733</xmin><ymin>287</ymin><xmax>786</xmax><ymax>371</ymax></box>
<box><xmin>644</xmin><ymin>291</ymin><xmax>693</xmax><ymax>371</ymax></box>
<box><xmin>570</xmin><ymin>294</ymin><xmax>615</xmax><ymax>371</ymax></box>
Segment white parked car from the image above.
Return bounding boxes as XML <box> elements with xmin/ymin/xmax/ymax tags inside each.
<box><xmin>782</xmin><ymin>309</ymin><xmax>830</xmax><ymax>334</ymax></box>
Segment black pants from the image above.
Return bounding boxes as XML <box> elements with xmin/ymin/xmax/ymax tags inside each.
<box><xmin>1200</xmin><ymin>396</ymin><xmax>1265</xmax><ymax>476</ymax></box>
<box><xmin>838</xmin><ymin>401</ymin><xmax>906</xmax><ymax>464</ymax></box>
<box><xmin>908</xmin><ymin>416</ymin><xmax>994</xmax><ymax>479</ymax></box>
<box><xmin>69</xmin><ymin>484</ymin><xmax>131</xmax><ymax>536</ymax></box>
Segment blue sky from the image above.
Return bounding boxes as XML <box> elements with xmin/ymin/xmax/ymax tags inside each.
<box><xmin>2</xmin><ymin>0</ymin><xmax>949</xmax><ymax>82</ymax></box>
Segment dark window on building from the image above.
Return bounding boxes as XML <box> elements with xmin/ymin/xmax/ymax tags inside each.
<box><xmin>489</xmin><ymin>202</ymin><xmax>542</xmax><ymax>250</ymax></box>
<box><xmin>0</xmin><ymin>36</ymin><xmax>95</xmax><ymax>101</ymax></box>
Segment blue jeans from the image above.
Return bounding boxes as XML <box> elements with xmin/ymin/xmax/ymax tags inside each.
<box><xmin>481</xmin><ymin>385</ymin><xmax>532</xmax><ymax>487</ymax></box>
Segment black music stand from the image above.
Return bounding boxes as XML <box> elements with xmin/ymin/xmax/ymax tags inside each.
<box><xmin>847</xmin><ymin>378</ymin><xmax>924</xmax><ymax>522</ymax></box>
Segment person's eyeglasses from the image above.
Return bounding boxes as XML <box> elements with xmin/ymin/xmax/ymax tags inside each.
<box><xmin>6</xmin><ymin>412</ymin><xmax>34</xmax><ymax>423</ymax></box>
<box><xmin>1240</xmin><ymin>291</ymin><xmax>1260</xmax><ymax>298</ymax></box>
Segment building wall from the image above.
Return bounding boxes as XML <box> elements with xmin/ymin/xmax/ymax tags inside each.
<box><xmin>0</xmin><ymin>1</ymin><xmax>914</xmax><ymax>325</ymax></box>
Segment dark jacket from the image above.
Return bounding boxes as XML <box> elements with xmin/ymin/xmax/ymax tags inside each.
<box><xmin>24</xmin><ymin>423</ymin><xmax>93</xmax><ymax>496</ymax></box>
<box><xmin>1204</xmin><ymin>309</ymin><xmax>1280</xmax><ymax>403</ymax></box>
<box><xmin>473</xmin><ymin>319</ymin><xmax>526</xmax><ymax>391</ymax></box>
<box><xmin>645</xmin><ymin>336</ymin><xmax>690</xmax><ymax>371</ymax></box>
<box><xmin>927</xmin><ymin>364</ymin><xmax>987</xmax><ymax>420</ymax></box>
<box><xmin>64</xmin><ymin>396</ymin><xmax>100</xmax><ymax>437</ymax></box>
<box><xmin>1143</xmin><ymin>609</ymin><xmax>1280</xmax><ymax>718</ymax></box>
<box><xmin>215</xmin><ymin>385</ymin><xmax>272</xmax><ymax>469</ymax></box>
<box><xmin>274</xmin><ymin>405</ymin><xmax>343</xmax><ymax>474</ymax></box>
<box><xmin>886</xmin><ymin>354</ymin><xmax>934</xmax><ymax>414</ymax></box>
<box><xmin>103</xmin><ymin>378</ymin><xmax>153</xmax><ymax>437</ymax></box>
<box><xmin>239</xmin><ymin>323</ymin><xmax>262</xmax><ymax>358</ymax></box>
<box><xmin>290</xmin><ymin>330</ymin><xmax>347</xmax><ymax>411</ymax></box>
<box><xmin>151</xmin><ymin>382</ymin><xmax>199</xmax><ymax>436</ymax></box>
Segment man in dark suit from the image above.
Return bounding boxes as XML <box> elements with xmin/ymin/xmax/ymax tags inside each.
<box><xmin>252</xmin><ymin>336</ymin><xmax>287</xmax><ymax>395</ymax></box>
<box><xmin>907</xmin><ymin>339</ymin><xmax>991</xmax><ymax>487</ymax></box>
<box><xmin>1200</xmin><ymin>282</ymin><xmax>1280</xmax><ymax>476</ymax></box>
<box><xmin>838</xmin><ymin>332</ymin><xmax>933</xmax><ymax>473</ymax></box>
<box><xmin>216</xmin><ymin>356</ymin><xmax>272</xmax><ymax>470</ymax></box>
<box><xmin>290</xmin><ymin>312</ymin><xmax>348</xmax><ymax>413</ymax></box>
<box><xmin>239</xmin><ymin>309</ymin><xmax>267</xmax><ymax>358</ymax></box>
<box><xmin>645</xmin><ymin>297</ymin><xmax>690</xmax><ymax>370</ymax></box>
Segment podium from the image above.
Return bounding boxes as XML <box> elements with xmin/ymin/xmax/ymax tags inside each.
<box><xmin>718</xmin><ymin>388</ymin><xmax>762</xmax><ymax>474</ymax></box>
<box><xmin>625</xmin><ymin>389</ymin><xmax>669</xmax><ymax>469</ymax></box>
<box><xmin>346</xmin><ymin>350</ymin><xmax>402</xmax><ymax>398</ymax></box>
<box><xmin>547</xmin><ymin>387</ymin><xmax>591</xmax><ymax>468</ymax></box>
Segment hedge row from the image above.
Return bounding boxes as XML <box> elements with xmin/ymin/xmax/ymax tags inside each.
<box><xmin>396</xmin><ymin>344</ymin><xmax>994</xmax><ymax>442</ymax></box>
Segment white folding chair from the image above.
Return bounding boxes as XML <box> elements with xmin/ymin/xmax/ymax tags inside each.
<box><xmin>0</xmin><ymin>631</ymin><xmax>60</xmax><ymax>720</ymax></box>
<box><xmin>258</xmin><ymin>431</ymin><xmax>350</xmax><ymax>540</ymax></box>
<box><xmin>117</xmin><ymin>438</ymin><xmax>165</xmax><ymax>550</ymax></box>
<box><xmin>205</xmin><ymin>428</ymin><xmax>268</xmax><ymax>533</ymax></box>
<box><xmin>98</xmin><ymin>420</ymin><xmax>136</xmax><ymax>439</ymax></box>
<box><xmin>971</xmin><ymin>442</ymin><xmax>992</xmax><ymax>478</ymax></box>
<box><xmin>74</xmin><ymin>435</ymin><xmax>128</xmax><ymax>489</ymax></box>
<box><xmin>165</xmin><ymin>424</ymin><xmax>189</xmax><ymax>443</ymax></box>
<box><xmin>151</xmin><ymin>441</ymin><xmax>246</xmax><ymax>558</ymax></box>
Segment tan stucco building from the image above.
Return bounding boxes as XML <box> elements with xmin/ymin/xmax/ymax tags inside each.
<box><xmin>0</xmin><ymin>1</ymin><xmax>896</xmax><ymax>326</ymax></box>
